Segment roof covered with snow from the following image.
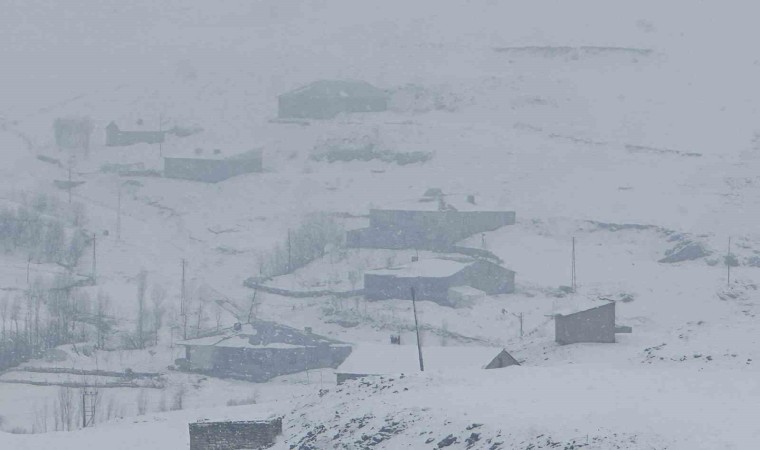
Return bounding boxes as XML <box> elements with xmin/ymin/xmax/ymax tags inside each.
<box><xmin>280</xmin><ymin>79</ymin><xmax>386</xmax><ymax>99</ymax></box>
<box><xmin>553</xmin><ymin>296</ymin><xmax>615</xmax><ymax>316</ymax></box>
<box><xmin>366</xmin><ymin>258</ymin><xmax>471</xmax><ymax>278</ymax></box>
<box><xmin>378</xmin><ymin>192</ymin><xmax>508</xmax><ymax>213</ymax></box>
<box><xmin>337</xmin><ymin>344</ymin><xmax>508</xmax><ymax>374</ymax></box>
<box><xmin>163</xmin><ymin>131</ymin><xmax>262</xmax><ymax>160</ymax></box>
<box><xmin>176</xmin><ymin>320</ymin><xmax>348</xmax><ymax>349</ymax></box>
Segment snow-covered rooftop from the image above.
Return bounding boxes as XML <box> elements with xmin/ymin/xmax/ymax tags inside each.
<box><xmin>553</xmin><ymin>296</ymin><xmax>614</xmax><ymax>316</ymax></box>
<box><xmin>366</xmin><ymin>258</ymin><xmax>471</xmax><ymax>278</ymax></box>
<box><xmin>281</xmin><ymin>79</ymin><xmax>386</xmax><ymax>99</ymax></box>
<box><xmin>337</xmin><ymin>344</ymin><xmax>508</xmax><ymax>374</ymax></box>
<box><xmin>176</xmin><ymin>320</ymin><xmax>346</xmax><ymax>348</ymax></box>
<box><xmin>379</xmin><ymin>193</ymin><xmax>506</xmax><ymax>212</ymax></box>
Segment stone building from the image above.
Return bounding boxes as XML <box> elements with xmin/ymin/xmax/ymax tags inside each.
<box><xmin>189</xmin><ymin>418</ymin><xmax>282</xmax><ymax>450</ymax></box>
<box><xmin>363</xmin><ymin>257</ymin><xmax>515</xmax><ymax>306</ymax></box>
<box><xmin>164</xmin><ymin>149</ymin><xmax>262</xmax><ymax>183</ymax></box>
<box><xmin>346</xmin><ymin>193</ymin><xmax>515</xmax><ymax>252</ymax></box>
<box><xmin>336</xmin><ymin>344</ymin><xmax>519</xmax><ymax>384</ymax></box>
<box><xmin>176</xmin><ymin>320</ymin><xmax>351</xmax><ymax>382</ymax></box>
<box><xmin>278</xmin><ymin>80</ymin><xmax>388</xmax><ymax>119</ymax></box>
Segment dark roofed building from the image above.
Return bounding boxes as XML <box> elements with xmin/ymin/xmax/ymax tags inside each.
<box><xmin>176</xmin><ymin>320</ymin><xmax>351</xmax><ymax>382</ymax></box>
<box><xmin>106</xmin><ymin>121</ymin><xmax>166</xmax><ymax>147</ymax></box>
<box><xmin>346</xmin><ymin>193</ymin><xmax>515</xmax><ymax>252</ymax></box>
<box><xmin>555</xmin><ymin>301</ymin><xmax>620</xmax><ymax>345</ymax></box>
<box><xmin>363</xmin><ymin>257</ymin><xmax>515</xmax><ymax>306</ymax></box>
<box><xmin>164</xmin><ymin>149</ymin><xmax>262</xmax><ymax>183</ymax></box>
<box><xmin>278</xmin><ymin>80</ymin><xmax>388</xmax><ymax>119</ymax></box>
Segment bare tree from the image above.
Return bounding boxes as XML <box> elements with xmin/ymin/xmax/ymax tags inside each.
<box><xmin>171</xmin><ymin>385</ymin><xmax>187</xmax><ymax>411</ymax></box>
<box><xmin>136</xmin><ymin>390</ymin><xmax>149</xmax><ymax>416</ymax></box>
<box><xmin>150</xmin><ymin>284</ymin><xmax>166</xmax><ymax>346</ymax></box>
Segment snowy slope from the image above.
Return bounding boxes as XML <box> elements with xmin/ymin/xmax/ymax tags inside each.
<box><xmin>2</xmin><ymin>0</ymin><xmax>760</xmax><ymax>447</ymax></box>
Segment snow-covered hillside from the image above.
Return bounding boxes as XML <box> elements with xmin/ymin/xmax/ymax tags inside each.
<box><xmin>2</xmin><ymin>0</ymin><xmax>760</xmax><ymax>448</ymax></box>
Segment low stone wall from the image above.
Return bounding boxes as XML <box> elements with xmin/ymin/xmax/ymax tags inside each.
<box><xmin>189</xmin><ymin>419</ymin><xmax>282</xmax><ymax>450</ymax></box>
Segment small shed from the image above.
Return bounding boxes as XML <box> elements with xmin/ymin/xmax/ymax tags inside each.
<box><xmin>278</xmin><ymin>80</ymin><xmax>388</xmax><ymax>119</ymax></box>
<box><xmin>555</xmin><ymin>300</ymin><xmax>620</xmax><ymax>345</ymax></box>
<box><xmin>346</xmin><ymin>193</ymin><xmax>516</xmax><ymax>251</ymax></box>
<box><xmin>336</xmin><ymin>344</ymin><xmax>519</xmax><ymax>384</ymax></box>
<box><xmin>363</xmin><ymin>257</ymin><xmax>515</xmax><ymax>306</ymax></box>
<box><xmin>164</xmin><ymin>149</ymin><xmax>263</xmax><ymax>183</ymax></box>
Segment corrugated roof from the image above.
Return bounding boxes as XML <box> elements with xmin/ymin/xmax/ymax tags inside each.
<box><xmin>176</xmin><ymin>320</ymin><xmax>347</xmax><ymax>348</ymax></box>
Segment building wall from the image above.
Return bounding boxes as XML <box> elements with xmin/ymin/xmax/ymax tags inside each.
<box><xmin>164</xmin><ymin>155</ymin><xmax>262</xmax><ymax>183</ymax></box>
<box><xmin>187</xmin><ymin>345</ymin><xmax>216</xmax><ymax>371</ymax></box>
<box><xmin>363</xmin><ymin>273</ymin><xmax>455</xmax><ymax>305</ymax></box>
<box><xmin>347</xmin><ymin>210</ymin><xmax>516</xmax><ymax>250</ymax></box>
<box><xmin>186</xmin><ymin>344</ymin><xmax>351</xmax><ymax>382</ymax></box>
<box><xmin>189</xmin><ymin>419</ymin><xmax>282</xmax><ymax>450</ymax></box>
<box><xmin>555</xmin><ymin>302</ymin><xmax>616</xmax><ymax>345</ymax></box>
<box><xmin>278</xmin><ymin>95</ymin><xmax>387</xmax><ymax>119</ymax></box>
<box><xmin>455</xmin><ymin>260</ymin><xmax>515</xmax><ymax>295</ymax></box>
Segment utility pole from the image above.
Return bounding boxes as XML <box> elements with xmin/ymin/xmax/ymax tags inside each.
<box><xmin>727</xmin><ymin>237</ymin><xmax>732</xmax><ymax>287</ymax></box>
<box><xmin>571</xmin><ymin>237</ymin><xmax>577</xmax><ymax>293</ymax></box>
<box><xmin>512</xmin><ymin>312</ymin><xmax>524</xmax><ymax>338</ymax></box>
<box><xmin>116</xmin><ymin>186</ymin><xmax>122</xmax><ymax>241</ymax></box>
<box><xmin>287</xmin><ymin>229</ymin><xmax>292</xmax><ymax>273</ymax></box>
<box><xmin>181</xmin><ymin>259</ymin><xmax>187</xmax><ymax>340</ymax></box>
<box><xmin>26</xmin><ymin>255</ymin><xmax>31</xmax><ymax>285</ymax></box>
<box><xmin>159</xmin><ymin>114</ymin><xmax>163</xmax><ymax>157</ymax></box>
<box><xmin>91</xmin><ymin>233</ymin><xmax>96</xmax><ymax>283</ymax></box>
<box><xmin>410</xmin><ymin>287</ymin><xmax>425</xmax><ymax>372</ymax></box>
<box><xmin>67</xmin><ymin>167</ymin><xmax>72</xmax><ymax>204</ymax></box>
<box><xmin>81</xmin><ymin>389</ymin><xmax>97</xmax><ymax>428</ymax></box>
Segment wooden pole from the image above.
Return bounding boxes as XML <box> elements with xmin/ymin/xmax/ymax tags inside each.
<box><xmin>82</xmin><ymin>390</ymin><xmax>87</xmax><ymax>428</ymax></box>
<box><xmin>571</xmin><ymin>237</ymin><xmax>576</xmax><ymax>292</ymax></box>
<box><xmin>410</xmin><ymin>287</ymin><xmax>424</xmax><ymax>372</ymax></box>
<box><xmin>91</xmin><ymin>233</ymin><xmax>96</xmax><ymax>283</ymax></box>
<box><xmin>727</xmin><ymin>237</ymin><xmax>731</xmax><ymax>287</ymax></box>
<box><xmin>181</xmin><ymin>259</ymin><xmax>187</xmax><ymax>340</ymax></box>
<box><xmin>116</xmin><ymin>187</ymin><xmax>121</xmax><ymax>240</ymax></box>
<box><xmin>159</xmin><ymin>114</ymin><xmax>163</xmax><ymax>157</ymax></box>
<box><xmin>287</xmin><ymin>229</ymin><xmax>292</xmax><ymax>273</ymax></box>
<box><xmin>68</xmin><ymin>167</ymin><xmax>72</xmax><ymax>204</ymax></box>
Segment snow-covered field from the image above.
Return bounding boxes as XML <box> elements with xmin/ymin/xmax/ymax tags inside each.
<box><xmin>3</xmin><ymin>0</ymin><xmax>760</xmax><ymax>448</ymax></box>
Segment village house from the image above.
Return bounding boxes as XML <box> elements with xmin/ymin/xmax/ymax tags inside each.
<box><xmin>105</xmin><ymin>120</ymin><xmax>166</xmax><ymax>147</ymax></box>
<box><xmin>346</xmin><ymin>192</ymin><xmax>516</xmax><ymax>252</ymax></box>
<box><xmin>336</xmin><ymin>344</ymin><xmax>520</xmax><ymax>384</ymax></box>
<box><xmin>163</xmin><ymin>148</ymin><xmax>263</xmax><ymax>183</ymax></box>
<box><xmin>54</xmin><ymin>117</ymin><xmax>93</xmax><ymax>151</ymax></box>
<box><xmin>554</xmin><ymin>300</ymin><xmax>632</xmax><ymax>345</ymax></box>
<box><xmin>363</xmin><ymin>256</ymin><xmax>515</xmax><ymax>307</ymax></box>
<box><xmin>278</xmin><ymin>79</ymin><xmax>388</xmax><ymax>119</ymax></box>
<box><xmin>175</xmin><ymin>320</ymin><xmax>351</xmax><ymax>382</ymax></box>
